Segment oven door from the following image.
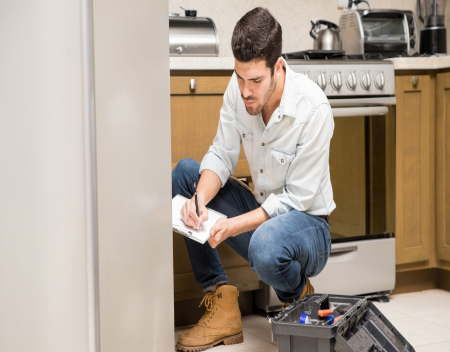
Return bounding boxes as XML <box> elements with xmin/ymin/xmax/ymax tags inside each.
<box><xmin>328</xmin><ymin>103</ymin><xmax>394</xmax><ymax>241</ymax></box>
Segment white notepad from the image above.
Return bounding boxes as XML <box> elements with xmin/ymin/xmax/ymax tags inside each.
<box><xmin>172</xmin><ymin>195</ymin><xmax>227</xmax><ymax>244</ymax></box>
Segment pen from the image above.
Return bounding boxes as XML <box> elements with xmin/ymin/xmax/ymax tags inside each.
<box><xmin>194</xmin><ymin>182</ymin><xmax>200</xmax><ymax>218</ymax></box>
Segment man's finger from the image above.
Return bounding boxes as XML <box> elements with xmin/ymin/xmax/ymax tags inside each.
<box><xmin>189</xmin><ymin>204</ymin><xmax>201</xmax><ymax>227</ymax></box>
<box><xmin>200</xmin><ymin>206</ymin><xmax>209</xmax><ymax>222</ymax></box>
<box><xmin>181</xmin><ymin>202</ymin><xmax>190</xmax><ymax>222</ymax></box>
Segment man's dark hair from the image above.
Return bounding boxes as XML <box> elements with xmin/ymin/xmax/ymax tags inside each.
<box><xmin>231</xmin><ymin>7</ymin><xmax>282</xmax><ymax>75</ymax></box>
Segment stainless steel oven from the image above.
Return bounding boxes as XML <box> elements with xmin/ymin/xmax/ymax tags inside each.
<box><xmin>256</xmin><ymin>53</ymin><xmax>397</xmax><ymax>311</ymax></box>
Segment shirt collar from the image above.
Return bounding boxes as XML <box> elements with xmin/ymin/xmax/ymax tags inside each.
<box><xmin>278</xmin><ymin>57</ymin><xmax>297</xmax><ymax>119</ymax></box>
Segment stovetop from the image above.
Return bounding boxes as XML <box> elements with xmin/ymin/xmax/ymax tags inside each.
<box><xmin>282</xmin><ymin>50</ymin><xmax>384</xmax><ymax>61</ymax></box>
<box><xmin>282</xmin><ymin>50</ymin><xmax>409</xmax><ymax>61</ymax></box>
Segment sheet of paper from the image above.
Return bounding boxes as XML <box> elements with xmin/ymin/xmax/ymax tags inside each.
<box><xmin>172</xmin><ymin>195</ymin><xmax>226</xmax><ymax>244</ymax></box>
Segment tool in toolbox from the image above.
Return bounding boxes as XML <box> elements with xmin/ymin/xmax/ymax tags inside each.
<box><xmin>270</xmin><ymin>293</ymin><xmax>416</xmax><ymax>352</ymax></box>
<box><xmin>299</xmin><ymin>313</ymin><xmax>311</xmax><ymax>325</ymax></box>
<box><xmin>318</xmin><ymin>309</ymin><xmax>334</xmax><ymax>317</ymax></box>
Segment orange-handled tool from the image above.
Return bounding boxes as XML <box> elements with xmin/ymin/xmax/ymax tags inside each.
<box><xmin>318</xmin><ymin>309</ymin><xmax>334</xmax><ymax>317</ymax></box>
<box><xmin>334</xmin><ymin>315</ymin><xmax>344</xmax><ymax>323</ymax></box>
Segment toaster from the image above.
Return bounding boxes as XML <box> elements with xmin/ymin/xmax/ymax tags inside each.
<box><xmin>339</xmin><ymin>9</ymin><xmax>418</xmax><ymax>57</ymax></box>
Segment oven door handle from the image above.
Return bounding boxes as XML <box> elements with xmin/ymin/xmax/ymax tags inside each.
<box><xmin>330</xmin><ymin>246</ymin><xmax>358</xmax><ymax>256</ymax></box>
<box><xmin>331</xmin><ymin>106</ymin><xmax>389</xmax><ymax>117</ymax></box>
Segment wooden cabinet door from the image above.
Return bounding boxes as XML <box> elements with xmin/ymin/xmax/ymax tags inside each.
<box><xmin>170</xmin><ymin>75</ymin><xmax>250</xmax><ymax>178</ymax></box>
<box><xmin>395</xmin><ymin>75</ymin><xmax>433</xmax><ymax>266</ymax></box>
<box><xmin>436</xmin><ymin>72</ymin><xmax>450</xmax><ymax>267</ymax></box>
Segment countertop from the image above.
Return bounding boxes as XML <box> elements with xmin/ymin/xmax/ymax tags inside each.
<box><xmin>170</xmin><ymin>56</ymin><xmax>450</xmax><ymax>71</ymax></box>
<box><xmin>386</xmin><ymin>56</ymin><xmax>450</xmax><ymax>70</ymax></box>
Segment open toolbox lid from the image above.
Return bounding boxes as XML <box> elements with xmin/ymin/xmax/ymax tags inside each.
<box><xmin>271</xmin><ymin>294</ymin><xmax>415</xmax><ymax>352</ymax></box>
<box><xmin>334</xmin><ymin>301</ymin><xmax>415</xmax><ymax>352</ymax></box>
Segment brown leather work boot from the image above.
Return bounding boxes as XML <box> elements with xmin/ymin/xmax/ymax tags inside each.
<box><xmin>176</xmin><ymin>285</ymin><xmax>243</xmax><ymax>351</ymax></box>
<box><xmin>280</xmin><ymin>277</ymin><xmax>315</xmax><ymax>310</ymax></box>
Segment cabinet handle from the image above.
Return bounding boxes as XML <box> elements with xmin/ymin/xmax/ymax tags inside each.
<box><xmin>412</xmin><ymin>75</ymin><xmax>418</xmax><ymax>86</ymax></box>
<box><xmin>190</xmin><ymin>79</ymin><xmax>197</xmax><ymax>90</ymax></box>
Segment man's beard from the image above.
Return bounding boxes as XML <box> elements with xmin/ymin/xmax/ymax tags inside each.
<box><xmin>243</xmin><ymin>76</ymin><xmax>276</xmax><ymax>116</ymax></box>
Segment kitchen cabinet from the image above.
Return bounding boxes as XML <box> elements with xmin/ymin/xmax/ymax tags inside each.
<box><xmin>436</xmin><ymin>72</ymin><xmax>450</xmax><ymax>268</ymax></box>
<box><xmin>395</xmin><ymin>74</ymin><xmax>434</xmax><ymax>267</ymax></box>
<box><xmin>170</xmin><ymin>73</ymin><xmax>250</xmax><ymax>179</ymax></box>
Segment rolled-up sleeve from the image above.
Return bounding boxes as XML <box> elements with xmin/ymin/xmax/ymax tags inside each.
<box><xmin>199</xmin><ymin>73</ymin><xmax>241</xmax><ymax>187</ymax></box>
<box><xmin>261</xmin><ymin>103</ymin><xmax>334</xmax><ymax>217</ymax></box>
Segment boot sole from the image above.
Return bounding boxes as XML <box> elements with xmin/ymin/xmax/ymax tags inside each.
<box><xmin>175</xmin><ymin>332</ymin><xmax>243</xmax><ymax>351</ymax></box>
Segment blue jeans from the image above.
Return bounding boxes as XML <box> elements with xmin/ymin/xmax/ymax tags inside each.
<box><xmin>172</xmin><ymin>158</ymin><xmax>331</xmax><ymax>303</ymax></box>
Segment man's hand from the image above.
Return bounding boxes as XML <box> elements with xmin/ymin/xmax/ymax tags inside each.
<box><xmin>208</xmin><ymin>218</ymin><xmax>235</xmax><ymax>248</ymax></box>
<box><xmin>180</xmin><ymin>197</ymin><xmax>209</xmax><ymax>228</ymax></box>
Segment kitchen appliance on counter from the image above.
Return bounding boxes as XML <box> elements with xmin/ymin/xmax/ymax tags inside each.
<box><xmin>339</xmin><ymin>9</ymin><xmax>418</xmax><ymax>58</ymax></box>
<box><xmin>310</xmin><ymin>20</ymin><xmax>343</xmax><ymax>50</ymax></box>
<box><xmin>417</xmin><ymin>0</ymin><xmax>447</xmax><ymax>54</ymax></box>
<box><xmin>256</xmin><ymin>51</ymin><xmax>396</xmax><ymax>312</ymax></box>
<box><xmin>169</xmin><ymin>11</ymin><xmax>219</xmax><ymax>57</ymax></box>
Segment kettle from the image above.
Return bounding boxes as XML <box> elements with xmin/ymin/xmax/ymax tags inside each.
<box><xmin>310</xmin><ymin>20</ymin><xmax>342</xmax><ymax>51</ymax></box>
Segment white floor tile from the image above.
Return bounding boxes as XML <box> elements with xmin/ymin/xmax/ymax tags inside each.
<box><xmin>421</xmin><ymin>311</ymin><xmax>450</xmax><ymax>330</ymax></box>
<box><xmin>376</xmin><ymin>289</ymin><xmax>450</xmax><ymax>318</ymax></box>
<box><xmin>414</xmin><ymin>341</ymin><xmax>450</xmax><ymax>351</ymax></box>
<box><xmin>386</xmin><ymin>317</ymin><xmax>450</xmax><ymax>347</ymax></box>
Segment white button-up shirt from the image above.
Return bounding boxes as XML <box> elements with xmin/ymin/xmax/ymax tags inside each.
<box><xmin>199</xmin><ymin>60</ymin><xmax>336</xmax><ymax>217</ymax></box>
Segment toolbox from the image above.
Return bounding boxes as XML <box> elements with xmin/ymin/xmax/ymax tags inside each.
<box><xmin>271</xmin><ymin>294</ymin><xmax>415</xmax><ymax>352</ymax></box>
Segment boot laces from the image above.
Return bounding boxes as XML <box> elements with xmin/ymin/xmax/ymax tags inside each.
<box><xmin>199</xmin><ymin>292</ymin><xmax>221</xmax><ymax>324</ymax></box>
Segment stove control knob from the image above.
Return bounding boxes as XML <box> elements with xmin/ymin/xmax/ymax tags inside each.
<box><xmin>346</xmin><ymin>72</ymin><xmax>357</xmax><ymax>90</ymax></box>
<box><xmin>374</xmin><ymin>72</ymin><xmax>385</xmax><ymax>90</ymax></box>
<box><xmin>317</xmin><ymin>73</ymin><xmax>327</xmax><ymax>90</ymax></box>
<box><xmin>303</xmin><ymin>71</ymin><xmax>310</xmax><ymax>80</ymax></box>
<box><xmin>361</xmin><ymin>72</ymin><xmax>371</xmax><ymax>90</ymax></box>
<box><xmin>331</xmin><ymin>73</ymin><xmax>342</xmax><ymax>91</ymax></box>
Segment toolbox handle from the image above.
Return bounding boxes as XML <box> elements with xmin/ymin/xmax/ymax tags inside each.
<box><xmin>330</xmin><ymin>246</ymin><xmax>358</xmax><ymax>256</ymax></box>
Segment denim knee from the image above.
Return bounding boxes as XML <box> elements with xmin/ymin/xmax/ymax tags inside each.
<box><xmin>172</xmin><ymin>158</ymin><xmax>199</xmax><ymax>178</ymax></box>
<box><xmin>248</xmin><ymin>228</ymin><xmax>278</xmax><ymax>278</ymax></box>
<box><xmin>172</xmin><ymin>158</ymin><xmax>200</xmax><ymax>197</ymax></box>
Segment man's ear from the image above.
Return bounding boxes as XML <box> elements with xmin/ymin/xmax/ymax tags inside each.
<box><xmin>274</xmin><ymin>57</ymin><xmax>284</xmax><ymax>79</ymax></box>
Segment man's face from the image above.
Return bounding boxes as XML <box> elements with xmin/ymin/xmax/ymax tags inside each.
<box><xmin>234</xmin><ymin>59</ymin><xmax>276</xmax><ymax>116</ymax></box>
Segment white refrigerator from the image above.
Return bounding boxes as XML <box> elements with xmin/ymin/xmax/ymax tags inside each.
<box><xmin>0</xmin><ymin>0</ymin><xmax>173</xmax><ymax>351</ymax></box>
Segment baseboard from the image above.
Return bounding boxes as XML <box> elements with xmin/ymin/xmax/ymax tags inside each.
<box><xmin>393</xmin><ymin>268</ymin><xmax>438</xmax><ymax>294</ymax></box>
<box><xmin>393</xmin><ymin>268</ymin><xmax>450</xmax><ymax>294</ymax></box>
<box><xmin>438</xmin><ymin>268</ymin><xmax>450</xmax><ymax>291</ymax></box>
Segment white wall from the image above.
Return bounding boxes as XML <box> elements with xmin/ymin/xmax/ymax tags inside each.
<box><xmin>168</xmin><ymin>0</ymin><xmax>449</xmax><ymax>57</ymax></box>
<box><xmin>93</xmin><ymin>0</ymin><xmax>174</xmax><ymax>351</ymax></box>
<box><xmin>0</xmin><ymin>1</ymin><xmax>94</xmax><ymax>351</ymax></box>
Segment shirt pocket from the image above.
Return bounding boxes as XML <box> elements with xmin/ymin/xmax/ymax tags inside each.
<box><xmin>271</xmin><ymin>148</ymin><xmax>295</xmax><ymax>182</ymax></box>
<box><xmin>236</xmin><ymin>121</ymin><xmax>254</xmax><ymax>166</ymax></box>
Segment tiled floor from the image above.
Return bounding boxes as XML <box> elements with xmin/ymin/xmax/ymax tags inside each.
<box><xmin>174</xmin><ymin>289</ymin><xmax>450</xmax><ymax>352</ymax></box>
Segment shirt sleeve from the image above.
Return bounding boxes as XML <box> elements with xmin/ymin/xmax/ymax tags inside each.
<box><xmin>261</xmin><ymin>103</ymin><xmax>334</xmax><ymax>217</ymax></box>
<box><xmin>199</xmin><ymin>73</ymin><xmax>242</xmax><ymax>187</ymax></box>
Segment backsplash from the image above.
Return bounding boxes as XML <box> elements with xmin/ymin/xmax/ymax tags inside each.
<box><xmin>169</xmin><ymin>0</ymin><xmax>450</xmax><ymax>57</ymax></box>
